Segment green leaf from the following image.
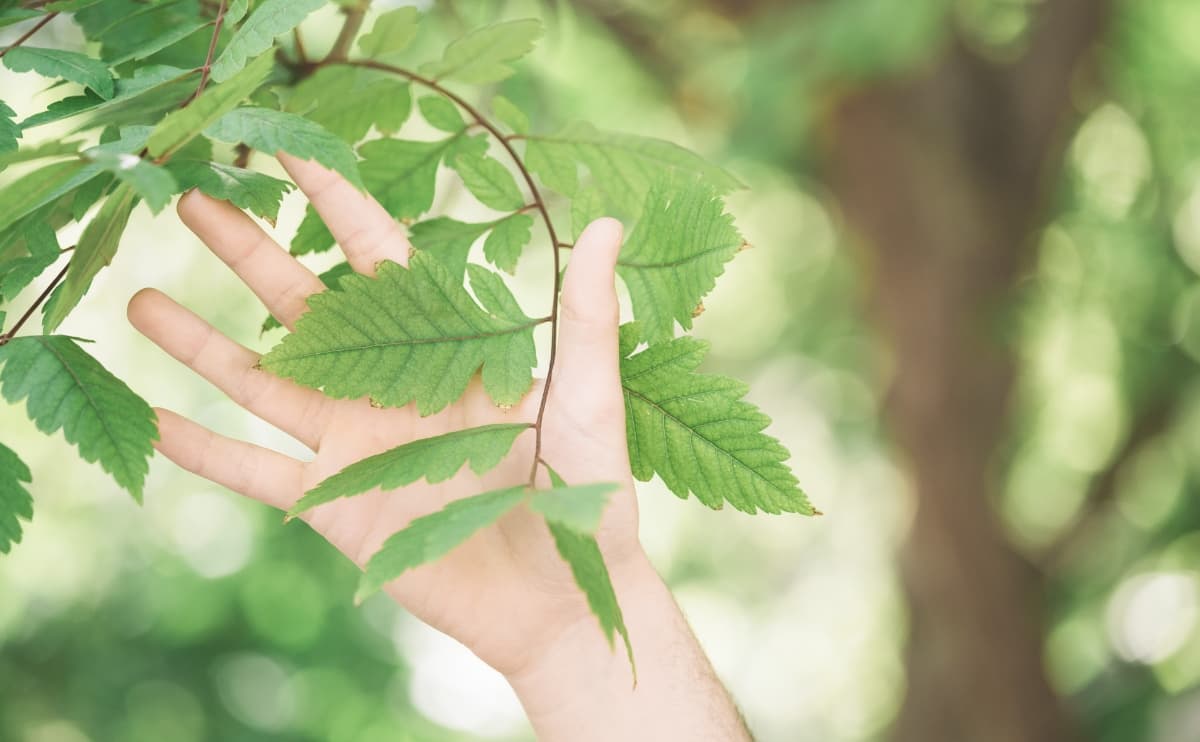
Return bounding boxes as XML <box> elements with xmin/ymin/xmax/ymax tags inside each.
<box><xmin>22</xmin><ymin>65</ymin><xmax>199</xmax><ymax>132</ymax></box>
<box><xmin>261</xmin><ymin>252</ymin><xmax>539</xmax><ymax>415</ymax></box>
<box><xmin>450</xmin><ymin>150</ymin><xmax>525</xmax><ymax>212</ymax></box>
<box><xmin>206</xmin><ymin>107</ymin><xmax>363</xmax><ymax>190</ymax></box>
<box><xmin>0</xmin><ymin>221</ymin><xmax>60</xmax><ymax>301</ymax></box>
<box><xmin>168</xmin><ymin>160</ymin><xmax>293</xmax><ymax>223</ymax></box>
<box><xmin>0</xmin><ymin>100</ymin><xmax>20</xmax><ymax>154</ymax></box>
<box><xmin>226</xmin><ymin>0</ymin><xmax>250</xmax><ymax>24</ymax></box>
<box><xmin>147</xmin><ymin>52</ymin><xmax>275</xmax><ymax>159</ymax></box>
<box><xmin>288</xmin><ymin>66</ymin><xmax>411</xmax><ymax>143</ymax></box>
<box><xmin>421</xmin><ymin>19</ymin><xmax>543</xmax><ymax>84</ymax></box>
<box><xmin>104</xmin><ymin>18</ymin><xmax>209</xmax><ymax>66</ymax></box>
<box><xmin>290</xmin><ymin>204</ymin><xmax>335</xmax><ymax>256</ymax></box>
<box><xmin>529</xmin><ymin>481</ymin><xmax>618</xmax><ymax>535</ymax></box>
<box><xmin>357</xmin><ymin>485</ymin><xmax>528</xmax><ymax>600</ymax></box>
<box><xmin>418</xmin><ymin>95</ymin><xmax>465</xmax><ymax>133</ymax></box>
<box><xmin>43</xmin><ymin>184</ymin><xmax>137</xmax><ymax>333</ymax></box>
<box><xmin>570</xmin><ymin>187</ymin><xmax>606</xmax><ymax>241</ymax></box>
<box><xmin>291</xmin><ymin>423</ymin><xmax>531</xmax><ymax>516</ymax></box>
<box><xmin>466</xmin><ymin>264</ymin><xmax>528</xmax><ymax>324</ymax></box>
<box><xmin>0</xmin><ymin>139</ymin><xmax>83</xmax><ymax>173</ymax></box>
<box><xmin>3</xmin><ymin>47</ymin><xmax>114</xmax><ymax>99</ymax></box>
<box><xmin>0</xmin><ymin>9</ymin><xmax>42</xmax><ymax>29</ymax></box>
<box><xmin>620</xmin><ymin>326</ymin><xmax>812</xmax><ymax>515</ymax></box>
<box><xmin>0</xmin><ymin>442</ymin><xmax>33</xmax><ymax>554</ymax></box>
<box><xmin>82</xmin><ymin>147</ymin><xmax>177</xmax><ymax>215</ymax></box>
<box><xmin>545</xmin><ymin>520</ymin><xmax>633</xmax><ymax>667</ymax></box>
<box><xmin>525</xmin><ymin>122</ymin><xmax>743</xmax><ymax>214</ymax></box>
<box><xmin>483</xmin><ymin>212</ymin><xmax>533</xmax><ymax>274</ymax></box>
<box><xmin>491</xmin><ymin>95</ymin><xmax>529</xmax><ymax>135</ymax></box>
<box><xmin>261</xmin><ymin>261</ymin><xmax>353</xmax><ymax>333</ymax></box>
<box><xmin>210</xmin><ymin>0</ymin><xmax>324</xmax><ymax>84</ymax></box>
<box><xmin>357</xmin><ymin>6</ymin><xmax>420</xmax><ymax>60</ymax></box>
<box><xmin>0</xmin><ymin>159</ymin><xmax>94</xmax><ymax>236</ymax></box>
<box><xmin>408</xmin><ymin>217</ymin><xmax>492</xmax><ymax>279</ymax></box>
<box><xmin>616</xmin><ymin>176</ymin><xmax>742</xmax><ymax>343</ymax></box>
<box><xmin>357</xmin><ymin>135</ymin><xmax>466</xmax><ymax>220</ymax></box>
<box><xmin>0</xmin><ymin>336</ymin><xmax>157</xmax><ymax>501</ymax></box>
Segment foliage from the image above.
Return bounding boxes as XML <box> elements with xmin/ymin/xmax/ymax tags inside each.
<box><xmin>0</xmin><ymin>0</ymin><xmax>810</xmax><ymax>662</ymax></box>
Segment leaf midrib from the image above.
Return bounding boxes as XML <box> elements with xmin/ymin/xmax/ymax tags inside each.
<box><xmin>272</xmin><ymin>318</ymin><xmax>543</xmax><ymax>362</ymax></box>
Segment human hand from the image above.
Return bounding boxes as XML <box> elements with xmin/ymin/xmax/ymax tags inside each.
<box><xmin>128</xmin><ymin>153</ymin><xmax>645</xmax><ymax>677</ymax></box>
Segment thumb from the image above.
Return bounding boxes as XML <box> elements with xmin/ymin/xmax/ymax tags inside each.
<box><xmin>553</xmin><ymin>217</ymin><xmax>624</xmax><ymax>405</ymax></box>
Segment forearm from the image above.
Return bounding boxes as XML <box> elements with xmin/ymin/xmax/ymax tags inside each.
<box><xmin>506</xmin><ymin>551</ymin><xmax>753</xmax><ymax>742</ymax></box>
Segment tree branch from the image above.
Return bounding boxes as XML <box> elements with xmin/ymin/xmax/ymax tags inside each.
<box><xmin>0</xmin><ymin>12</ymin><xmax>58</xmax><ymax>60</ymax></box>
<box><xmin>0</xmin><ymin>261</ymin><xmax>69</xmax><ymax>345</ymax></box>
<box><xmin>325</xmin><ymin>2</ymin><xmax>368</xmax><ymax>63</ymax></box>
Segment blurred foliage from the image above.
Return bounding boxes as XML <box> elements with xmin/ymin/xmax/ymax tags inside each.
<box><xmin>3</xmin><ymin>0</ymin><xmax>1200</xmax><ymax>740</ymax></box>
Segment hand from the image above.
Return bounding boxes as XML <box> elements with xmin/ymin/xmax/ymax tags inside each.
<box><xmin>128</xmin><ymin>153</ymin><xmax>643</xmax><ymax>676</ymax></box>
<box><xmin>130</xmin><ymin>154</ymin><xmax>752</xmax><ymax>741</ymax></box>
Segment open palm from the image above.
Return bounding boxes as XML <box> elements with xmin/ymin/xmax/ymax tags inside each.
<box><xmin>128</xmin><ymin>154</ymin><xmax>642</xmax><ymax>675</ymax></box>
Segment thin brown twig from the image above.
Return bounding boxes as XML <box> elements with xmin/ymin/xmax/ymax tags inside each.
<box><xmin>183</xmin><ymin>0</ymin><xmax>229</xmax><ymax>106</ymax></box>
<box><xmin>0</xmin><ymin>12</ymin><xmax>59</xmax><ymax>60</ymax></box>
<box><xmin>325</xmin><ymin>2</ymin><xmax>368</xmax><ymax>63</ymax></box>
<box><xmin>343</xmin><ymin>59</ymin><xmax>566</xmax><ymax>486</ymax></box>
<box><xmin>0</xmin><ymin>261</ymin><xmax>70</xmax><ymax>345</ymax></box>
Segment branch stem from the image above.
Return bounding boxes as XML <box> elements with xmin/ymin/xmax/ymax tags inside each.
<box><xmin>0</xmin><ymin>261</ymin><xmax>69</xmax><ymax>346</ymax></box>
<box><xmin>342</xmin><ymin>60</ymin><xmax>565</xmax><ymax>486</ymax></box>
<box><xmin>183</xmin><ymin>0</ymin><xmax>228</xmax><ymax>105</ymax></box>
<box><xmin>0</xmin><ymin>12</ymin><xmax>58</xmax><ymax>59</ymax></box>
<box><xmin>326</xmin><ymin>2</ymin><xmax>368</xmax><ymax>63</ymax></box>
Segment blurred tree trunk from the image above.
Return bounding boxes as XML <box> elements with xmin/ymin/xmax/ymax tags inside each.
<box><xmin>821</xmin><ymin>2</ymin><xmax>1107</xmax><ymax>741</ymax></box>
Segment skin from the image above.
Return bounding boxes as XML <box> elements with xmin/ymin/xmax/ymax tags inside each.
<box><xmin>128</xmin><ymin>152</ymin><xmax>753</xmax><ymax>741</ymax></box>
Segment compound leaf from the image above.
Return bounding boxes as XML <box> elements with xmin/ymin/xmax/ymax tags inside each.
<box><xmin>357</xmin><ymin>485</ymin><xmax>528</xmax><ymax>599</ymax></box>
<box><xmin>358</xmin><ymin>135</ymin><xmax>469</xmax><ymax>220</ymax></box>
<box><xmin>408</xmin><ymin>217</ymin><xmax>492</xmax><ymax>279</ymax></box>
<box><xmin>0</xmin><ymin>442</ymin><xmax>32</xmax><ymax>554</ymax></box>
<box><xmin>619</xmin><ymin>325</ymin><xmax>812</xmax><ymax>515</ymax></box>
<box><xmin>0</xmin><ymin>336</ymin><xmax>157</xmax><ymax>501</ymax></box>
<box><xmin>617</xmin><ymin>176</ymin><xmax>743</xmax><ymax>344</ymax></box>
<box><xmin>291</xmin><ymin>423</ymin><xmax>531</xmax><ymax>516</ymax></box>
<box><xmin>421</xmin><ymin>19</ymin><xmax>543</xmax><ymax>84</ymax></box>
<box><xmin>450</xmin><ymin>149</ymin><xmax>525</xmax><ymax>212</ymax></box>
<box><xmin>529</xmin><ymin>481</ymin><xmax>618</xmax><ymax>535</ymax></box>
<box><xmin>210</xmin><ymin>0</ymin><xmax>324</xmax><ymax>83</ymax></box>
<box><xmin>418</xmin><ymin>95</ymin><xmax>465</xmax><ymax>133</ymax></box>
<box><xmin>3</xmin><ymin>46</ymin><xmax>114</xmax><ymax>99</ymax></box>
<box><xmin>483</xmin><ymin>212</ymin><xmax>533</xmax><ymax>274</ymax></box>
<box><xmin>206</xmin><ymin>107</ymin><xmax>363</xmax><ymax>190</ymax></box>
<box><xmin>261</xmin><ymin>252</ymin><xmax>538</xmax><ymax>415</ymax></box>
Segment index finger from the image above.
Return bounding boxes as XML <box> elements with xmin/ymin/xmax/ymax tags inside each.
<box><xmin>279</xmin><ymin>153</ymin><xmax>412</xmax><ymax>276</ymax></box>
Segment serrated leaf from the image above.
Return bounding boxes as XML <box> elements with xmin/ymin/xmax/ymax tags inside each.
<box><xmin>418</xmin><ymin>95</ymin><xmax>465</xmax><ymax>133</ymax></box>
<box><xmin>0</xmin><ymin>221</ymin><xmax>60</xmax><ymax>301</ymax></box>
<box><xmin>525</xmin><ymin>122</ymin><xmax>742</xmax><ymax>214</ymax></box>
<box><xmin>82</xmin><ymin>147</ymin><xmax>176</xmax><ymax>214</ymax></box>
<box><xmin>0</xmin><ymin>139</ymin><xmax>82</xmax><ymax>173</ymax></box>
<box><xmin>421</xmin><ymin>19</ymin><xmax>543</xmax><ymax>84</ymax></box>
<box><xmin>570</xmin><ymin>187</ymin><xmax>606</xmax><ymax>241</ymax></box>
<box><xmin>483</xmin><ymin>212</ymin><xmax>533</xmax><ymax>274</ymax></box>
<box><xmin>43</xmin><ymin>184</ymin><xmax>137</xmax><ymax>332</ymax></box>
<box><xmin>0</xmin><ymin>159</ymin><xmax>95</xmax><ymax>236</ymax></box>
<box><xmin>357</xmin><ymin>485</ymin><xmax>528</xmax><ymax>599</ymax></box>
<box><xmin>450</xmin><ymin>150</ymin><xmax>525</xmax><ymax>212</ymax></box>
<box><xmin>545</xmin><ymin>521</ymin><xmax>633</xmax><ymax>667</ymax></box>
<box><xmin>288</xmin><ymin>66</ymin><xmax>411</xmax><ymax>143</ymax></box>
<box><xmin>104</xmin><ymin>18</ymin><xmax>209</xmax><ymax>66</ymax></box>
<box><xmin>491</xmin><ymin>95</ymin><xmax>528</xmax><ymax>135</ymax></box>
<box><xmin>290</xmin><ymin>204</ymin><xmax>335</xmax><ymax>256</ymax></box>
<box><xmin>0</xmin><ymin>336</ymin><xmax>157</xmax><ymax>501</ymax></box>
<box><xmin>357</xmin><ymin>6</ymin><xmax>420</xmax><ymax>60</ymax></box>
<box><xmin>0</xmin><ymin>442</ymin><xmax>33</xmax><ymax>554</ymax></box>
<box><xmin>0</xmin><ymin>100</ymin><xmax>20</xmax><ymax>154</ymax></box>
<box><xmin>466</xmin><ymin>263</ymin><xmax>528</xmax><ymax>323</ymax></box>
<box><xmin>210</xmin><ymin>0</ymin><xmax>324</xmax><ymax>83</ymax></box>
<box><xmin>617</xmin><ymin>176</ymin><xmax>742</xmax><ymax>343</ymax></box>
<box><xmin>226</xmin><ymin>0</ymin><xmax>250</xmax><ymax>24</ymax></box>
<box><xmin>620</xmin><ymin>326</ymin><xmax>811</xmax><ymax>515</ymax></box>
<box><xmin>261</xmin><ymin>252</ymin><xmax>539</xmax><ymax>415</ymax></box>
<box><xmin>408</xmin><ymin>217</ymin><xmax>491</xmax><ymax>279</ymax></box>
<box><xmin>3</xmin><ymin>47</ymin><xmax>114</xmax><ymax>99</ymax></box>
<box><xmin>22</xmin><ymin>65</ymin><xmax>199</xmax><ymax>132</ymax></box>
<box><xmin>168</xmin><ymin>160</ymin><xmax>293</xmax><ymax>222</ymax></box>
<box><xmin>206</xmin><ymin>107</ymin><xmax>363</xmax><ymax>190</ymax></box>
<box><xmin>357</xmin><ymin>134</ymin><xmax>467</xmax><ymax>220</ymax></box>
<box><xmin>261</xmin><ymin>261</ymin><xmax>353</xmax><ymax>333</ymax></box>
<box><xmin>291</xmin><ymin>423</ymin><xmax>531</xmax><ymax>516</ymax></box>
<box><xmin>147</xmin><ymin>52</ymin><xmax>275</xmax><ymax>159</ymax></box>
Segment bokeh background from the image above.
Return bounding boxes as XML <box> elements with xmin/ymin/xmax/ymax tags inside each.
<box><xmin>2</xmin><ymin>0</ymin><xmax>1198</xmax><ymax>740</ymax></box>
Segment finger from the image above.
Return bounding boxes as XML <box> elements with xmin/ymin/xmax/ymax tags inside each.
<box><xmin>129</xmin><ymin>289</ymin><xmax>329</xmax><ymax>450</ymax></box>
<box><xmin>554</xmin><ymin>217</ymin><xmax>625</xmax><ymax>426</ymax></box>
<box><xmin>178</xmin><ymin>190</ymin><xmax>324</xmax><ymax>331</ymax></box>
<box><xmin>154</xmin><ymin>408</ymin><xmax>305</xmax><ymax>511</ymax></box>
<box><xmin>277</xmin><ymin>152</ymin><xmax>411</xmax><ymax>275</ymax></box>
